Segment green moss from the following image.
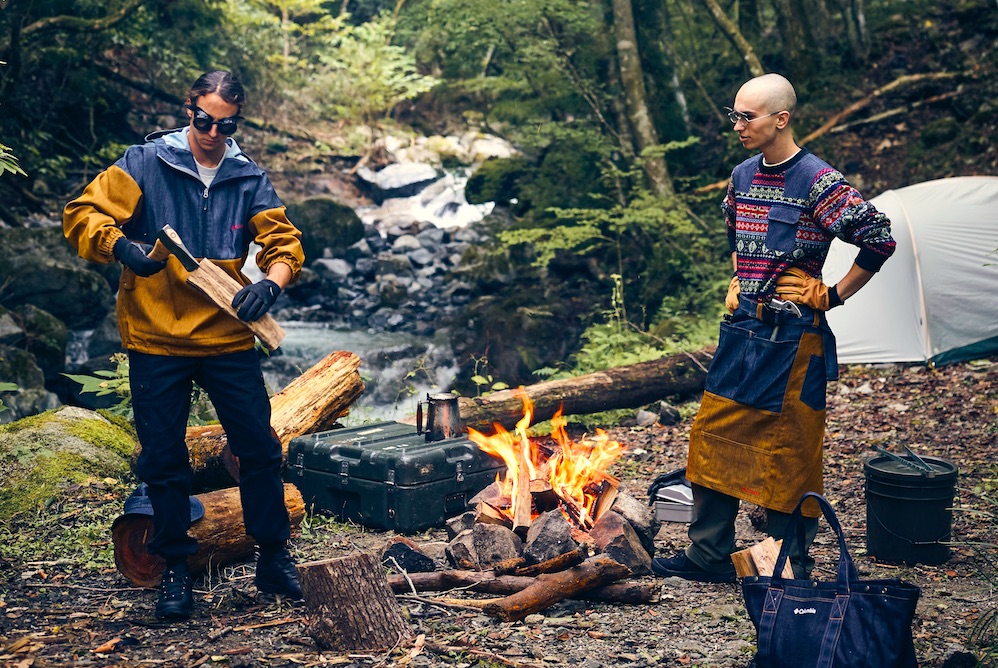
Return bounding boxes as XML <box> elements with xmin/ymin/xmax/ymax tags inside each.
<box><xmin>0</xmin><ymin>407</ymin><xmax>135</xmax><ymax>520</ymax></box>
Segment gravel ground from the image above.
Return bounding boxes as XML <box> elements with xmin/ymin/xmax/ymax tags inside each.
<box><xmin>1</xmin><ymin>358</ymin><xmax>995</xmax><ymax>667</ymax></box>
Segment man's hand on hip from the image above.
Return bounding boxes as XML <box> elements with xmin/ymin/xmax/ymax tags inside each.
<box><xmin>775</xmin><ymin>267</ymin><xmax>842</xmax><ymax>310</ymax></box>
<box><xmin>113</xmin><ymin>237</ymin><xmax>167</xmax><ymax>277</ymax></box>
<box><xmin>232</xmin><ymin>279</ymin><xmax>282</xmax><ymax>321</ymax></box>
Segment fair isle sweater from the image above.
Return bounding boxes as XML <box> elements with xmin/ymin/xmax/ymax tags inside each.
<box><xmin>723</xmin><ymin>148</ymin><xmax>896</xmax><ymax>302</ymax></box>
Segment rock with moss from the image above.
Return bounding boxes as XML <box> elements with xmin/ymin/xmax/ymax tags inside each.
<box><xmin>285</xmin><ymin>197</ymin><xmax>365</xmax><ymax>265</ymax></box>
<box><xmin>0</xmin><ymin>406</ymin><xmax>136</xmax><ymax>520</ymax></box>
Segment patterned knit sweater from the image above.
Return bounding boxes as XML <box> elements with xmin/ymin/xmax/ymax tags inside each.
<box><xmin>723</xmin><ymin>148</ymin><xmax>896</xmax><ymax>302</ymax></box>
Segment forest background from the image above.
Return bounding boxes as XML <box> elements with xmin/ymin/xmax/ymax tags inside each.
<box><xmin>1</xmin><ymin>0</ymin><xmax>995</xmax><ymax>395</ymax></box>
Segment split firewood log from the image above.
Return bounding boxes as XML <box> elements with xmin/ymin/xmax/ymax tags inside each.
<box><xmin>458</xmin><ymin>346</ymin><xmax>714</xmax><ymax>431</ymax></box>
<box><xmin>386</xmin><ymin>569</ymin><xmax>659</xmax><ymax>604</ymax></box>
<box><xmin>130</xmin><ymin>350</ymin><xmax>364</xmax><ymax>491</ymax></box>
<box><xmin>298</xmin><ymin>552</ymin><xmax>413</xmax><ymax>650</ymax></box>
<box><xmin>111</xmin><ymin>483</ymin><xmax>305</xmax><ymax>587</ymax></box>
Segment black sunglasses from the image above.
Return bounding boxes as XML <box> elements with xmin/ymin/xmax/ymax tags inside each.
<box><xmin>185</xmin><ymin>103</ymin><xmax>241</xmax><ymax>136</ymax></box>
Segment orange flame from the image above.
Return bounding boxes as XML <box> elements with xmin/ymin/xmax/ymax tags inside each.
<box><xmin>467</xmin><ymin>391</ymin><xmax>624</xmax><ymax>527</ymax></box>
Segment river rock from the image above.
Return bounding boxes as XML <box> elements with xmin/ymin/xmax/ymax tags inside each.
<box><xmin>357</xmin><ymin>163</ymin><xmax>441</xmax><ymax>203</ymax></box>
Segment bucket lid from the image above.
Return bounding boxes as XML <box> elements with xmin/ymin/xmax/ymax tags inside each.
<box><xmin>864</xmin><ymin>454</ymin><xmax>958</xmax><ymax>480</ymax></box>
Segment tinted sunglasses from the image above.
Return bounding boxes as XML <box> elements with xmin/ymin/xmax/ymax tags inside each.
<box><xmin>185</xmin><ymin>103</ymin><xmax>241</xmax><ymax>136</ymax></box>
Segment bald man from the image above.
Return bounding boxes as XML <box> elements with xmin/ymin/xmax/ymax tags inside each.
<box><xmin>653</xmin><ymin>74</ymin><xmax>896</xmax><ymax>582</ymax></box>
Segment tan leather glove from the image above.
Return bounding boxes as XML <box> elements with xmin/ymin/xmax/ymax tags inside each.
<box><xmin>775</xmin><ymin>267</ymin><xmax>842</xmax><ymax>310</ymax></box>
<box><xmin>725</xmin><ymin>275</ymin><xmax>741</xmax><ymax>313</ymax></box>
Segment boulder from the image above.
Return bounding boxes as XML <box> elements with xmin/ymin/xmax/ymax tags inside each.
<box><xmin>0</xmin><ymin>406</ymin><xmax>135</xmax><ymax>518</ymax></box>
<box><xmin>0</xmin><ymin>227</ymin><xmax>117</xmax><ymax>330</ymax></box>
<box><xmin>285</xmin><ymin>197</ymin><xmax>365</xmax><ymax>266</ymax></box>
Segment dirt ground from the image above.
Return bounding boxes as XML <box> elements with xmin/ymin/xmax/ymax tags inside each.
<box><xmin>1</xmin><ymin>357</ymin><xmax>995</xmax><ymax>667</ymax></box>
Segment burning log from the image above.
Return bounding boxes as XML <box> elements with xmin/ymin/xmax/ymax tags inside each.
<box><xmin>298</xmin><ymin>552</ymin><xmax>413</xmax><ymax>651</ymax></box>
<box><xmin>511</xmin><ymin>435</ymin><xmax>533</xmax><ymax>532</ymax></box>
<box><xmin>387</xmin><ymin>569</ymin><xmax>659</xmax><ymax>604</ymax></box>
<box><xmin>458</xmin><ymin>346</ymin><xmax>714</xmax><ymax>431</ymax></box>
<box><xmin>481</xmin><ymin>554</ymin><xmax>631</xmax><ymax>621</ymax></box>
<box><xmin>111</xmin><ymin>483</ymin><xmax>305</xmax><ymax>587</ymax></box>
<box><xmin>130</xmin><ymin>350</ymin><xmax>364</xmax><ymax>491</ymax></box>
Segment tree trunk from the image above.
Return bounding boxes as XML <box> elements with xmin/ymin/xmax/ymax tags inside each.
<box><xmin>701</xmin><ymin>0</ymin><xmax>765</xmax><ymax>76</ymax></box>
<box><xmin>298</xmin><ymin>552</ymin><xmax>413</xmax><ymax>650</ymax></box>
<box><xmin>771</xmin><ymin>0</ymin><xmax>813</xmax><ymax>78</ymax></box>
<box><xmin>610</xmin><ymin>0</ymin><xmax>674</xmax><ymax>196</ymax></box>
<box><xmin>111</xmin><ymin>483</ymin><xmax>306</xmax><ymax>587</ymax></box>
<box><xmin>458</xmin><ymin>346</ymin><xmax>714</xmax><ymax>431</ymax></box>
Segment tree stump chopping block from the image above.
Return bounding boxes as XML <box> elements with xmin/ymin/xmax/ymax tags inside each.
<box><xmin>298</xmin><ymin>552</ymin><xmax>413</xmax><ymax>651</ymax></box>
<box><xmin>111</xmin><ymin>483</ymin><xmax>305</xmax><ymax>587</ymax></box>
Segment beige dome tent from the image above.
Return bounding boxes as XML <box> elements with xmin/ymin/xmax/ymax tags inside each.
<box><xmin>824</xmin><ymin>176</ymin><xmax>998</xmax><ymax>366</ymax></box>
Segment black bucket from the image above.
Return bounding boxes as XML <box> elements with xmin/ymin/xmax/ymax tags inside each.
<box><xmin>864</xmin><ymin>454</ymin><xmax>958</xmax><ymax>565</ymax></box>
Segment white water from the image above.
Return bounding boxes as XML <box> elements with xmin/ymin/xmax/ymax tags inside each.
<box><xmin>266</xmin><ymin>322</ymin><xmax>458</xmax><ymax>427</ymax></box>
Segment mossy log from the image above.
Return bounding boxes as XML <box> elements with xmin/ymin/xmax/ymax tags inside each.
<box><xmin>129</xmin><ymin>350</ymin><xmax>364</xmax><ymax>491</ymax></box>
<box><xmin>111</xmin><ymin>482</ymin><xmax>305</xmax><ymax>587</ymax></box>
<box><xmin>458</xmin><ymin>346</ymin><xmax>715</xmax><ymax>431</ymax></box>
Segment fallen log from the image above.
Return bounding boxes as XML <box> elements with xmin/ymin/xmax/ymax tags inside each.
<box><xmin>387</xmin><ymin>569</ymin><xmax>659</xmax><ymax>604</ymax></box>
<box><xmin>130</xmin><ymin>350</ymin><xmax>364</xmax><ymax>490</ymax></box>
<box><xmin>481</xmin><ymin>554</ymin><xmax>631</xmax><ymax>620</ymax></box>
<box><xmin>111</xmin><ymin>483</ymin><xmax>305</xmax><ymax>587</ymax></box>
<box><xmin>458</xmin><ymin>347</ymin><xmax>714</xmax><ymax>431</ymax></box>
<box><xmin>298</xmin><ymin>552</ymin><xmax>413</xmax><ymax>651</ymax></box>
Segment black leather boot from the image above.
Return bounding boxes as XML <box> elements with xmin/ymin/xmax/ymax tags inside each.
<box><xmin>255</xmin><ymin>545</ymin><xmax>303</xmax><ymax>599</ymax></box>
<box><xmin>155</xmin><ymin>562</ymin><xmax>194</xmax><ymax>620</ymax></box>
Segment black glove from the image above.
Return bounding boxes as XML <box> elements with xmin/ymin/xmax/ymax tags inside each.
<box><xmin>232</xmin><ymin>279</ymin><xmax>281</xmax><ymax>322</ymax></box>
<box><xmin>113</xmin><ymin>237</ymin><xmax>167</xmax><ymax>277</ymax></box>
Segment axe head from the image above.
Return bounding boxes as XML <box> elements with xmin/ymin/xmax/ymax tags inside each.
<box><xmin>156</xmin><ymin>225</ymin><xmax>201</xmax><ymax>272</ymax></box>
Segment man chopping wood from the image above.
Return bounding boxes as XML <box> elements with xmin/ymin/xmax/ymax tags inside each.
<box><xmin>63</xmin><ymin>70</ymin><xmax>305</xmax><ymax>619</ymax></box>
<box><xmin>653</xmin><ymin>73</ymin><xmax>896</xmax><ymax>582</ymax></box>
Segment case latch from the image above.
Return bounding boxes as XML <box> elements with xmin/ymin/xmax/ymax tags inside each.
<box><xmin>293</xmin><ymin>451</ymin><xmax>304</xmax><ymax>478</ymax></box>
<box><xmin>386</xmin><ymin>469</ymin><xmax>396</xmax><ymax>493</ymax></box>
<box><xmin>455</xmin><ymin>461</ymin><xmax>465</xmax><ymax>482</ymax></box>
<box><xmin>339</xmin><ymin>460</ymin><xmax>350</xmax><ymax>484</ymax></box>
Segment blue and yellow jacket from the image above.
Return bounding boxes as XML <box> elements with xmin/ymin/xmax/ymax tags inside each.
<box><xmin>64</xmin><ymin>128</ymin><xmax>304</xmax><ymax>356</ymax></box>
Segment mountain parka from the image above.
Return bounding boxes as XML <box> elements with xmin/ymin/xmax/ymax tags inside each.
<box><xmin>64</xmin><ymin>128</ymin><xmax>304</xmax><ymax>356</ymax></box>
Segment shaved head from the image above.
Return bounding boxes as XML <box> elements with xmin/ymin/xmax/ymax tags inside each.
<box><xmin>737</xmin><ymin>73</ymin><xmax>797</xmax><ymax>118</ymax></box>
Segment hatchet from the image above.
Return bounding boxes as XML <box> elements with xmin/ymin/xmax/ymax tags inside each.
<box><xmin>151</xmin><ymin>224</ymin><xmax>286</xmax><ymax>351</ymax></box>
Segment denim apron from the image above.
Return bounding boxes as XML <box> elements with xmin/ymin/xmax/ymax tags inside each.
<box><xmin>686</xmin><ymin>297</ymin><xmax>837</xmax><ymax>517</ymax></box>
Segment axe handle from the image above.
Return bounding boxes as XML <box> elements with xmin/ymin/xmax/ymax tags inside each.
<box><xmin>148</xmin><ymin>239</ymin><xmax>171</xmax><ymax>262</ymax></box>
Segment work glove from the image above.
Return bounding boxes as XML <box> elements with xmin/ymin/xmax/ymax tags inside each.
<box><xmin>232</xmin><ymin>279</ymin><xmax>281</xmax><ymax>322</ymax></box>
<box><xmin>113</xmin><ymin>237</ymin><xmax>167</xmax><ymax>277</ymax></box>
<box><xmin>775</xmin><ymin>267</ymin><xmax>843</xmax><ymax>310</ymax></box>
<box><xmin>725</xmin><ymin>275</ymin><xmax>741</xmax><ymax>313</ymax></box>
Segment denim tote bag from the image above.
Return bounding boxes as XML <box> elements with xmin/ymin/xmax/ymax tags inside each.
<box><xmin>741</xmin><ymin>492</ymin><xmax>920</xmax><ymax>668</ymax></box>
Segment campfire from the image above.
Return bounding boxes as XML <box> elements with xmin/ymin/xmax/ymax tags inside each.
<box><xmin>467</xmin><ymin>393</ymin><xmax>624</xmax><ymax>532</ymax></box>
<box><xmin>377</xmin><ymin>392</ymin><xmax>661</xmax><ymax>622</ymax></box>
<box><xmin>432</xmin><ymin>392</ymin><xmax>658</xmax><ymax>584</ymax></box>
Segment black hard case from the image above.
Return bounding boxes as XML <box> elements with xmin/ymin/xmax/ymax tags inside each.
<box><xmin>286</xmin><ymin>421</ymin><xmax>505</xmax><ymax>533</ymax></box>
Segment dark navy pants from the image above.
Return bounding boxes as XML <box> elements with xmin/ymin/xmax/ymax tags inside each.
<box><xmin>130</xmin><ymin>349</ymin><xmax>290</xmax><ymax>562</ymax></box>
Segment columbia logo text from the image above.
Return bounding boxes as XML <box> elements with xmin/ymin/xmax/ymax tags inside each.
<box><xmin>794</xmin><ymin>607</ymin><xmax>817</xmax><ymax>615</ymax></box>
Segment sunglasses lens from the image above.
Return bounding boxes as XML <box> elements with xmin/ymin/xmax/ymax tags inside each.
<box><xmin>217</xmin><ymin>118</ymin><xmax>238</xmax><ymax>135</ymax></box>
<box><xmin>192</xmin><ymin>111</ymin><xmax>213</xmax><ymax>132</ymax></box>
